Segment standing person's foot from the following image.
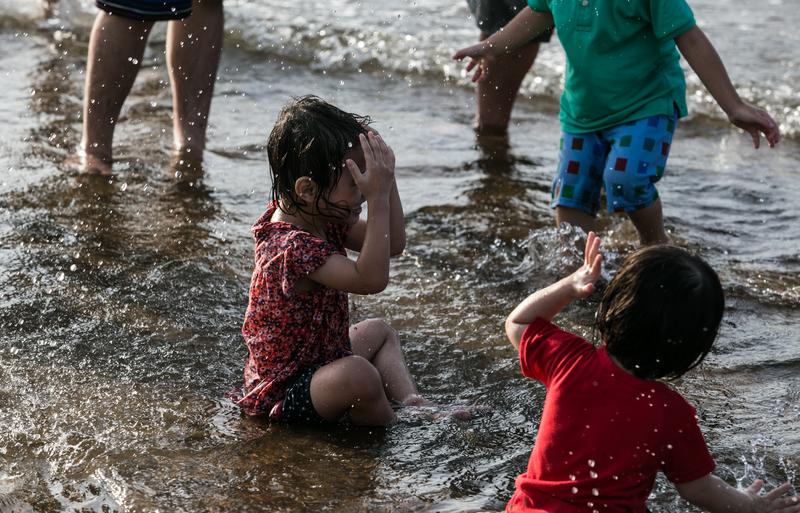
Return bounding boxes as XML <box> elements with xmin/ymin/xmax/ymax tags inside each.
<box><xmin>66</xmin><ymin>150</ymin><xmax>113</xmax><ymax>175</ymax></box>
<box><xmin>168</xmin><ymin>148</ymin><xmax>204</xmax><ymax>181</ymax></box>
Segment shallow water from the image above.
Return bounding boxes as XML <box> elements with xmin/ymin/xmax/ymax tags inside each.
<box><xmin>0</xmin><ymin>1</ymin><xmax>799</xmax><ymax>512</ymax></box>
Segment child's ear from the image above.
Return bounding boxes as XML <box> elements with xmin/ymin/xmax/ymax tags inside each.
<box><xmin>294</xmin><ymin>176</ymin><xmax>318</xmax><ymax>203</ymax></box>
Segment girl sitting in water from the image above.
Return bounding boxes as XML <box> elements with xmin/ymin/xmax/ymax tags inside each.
<box><xmin>235</xmin><ymin>96</ymin><xmax>431</xmax><ymax>426</ymax></box>
<box><xmin>499</xmin><ymin>233</ymin><xmax>800</xmax><ymax>513</ymax></box>
<box><xmin>454</xmin><ymin>0</ymin><xmax>780</xmax><ymax>246</ymax></box>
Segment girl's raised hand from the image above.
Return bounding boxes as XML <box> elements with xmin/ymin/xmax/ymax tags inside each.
<box><xmin>728</xmin><ymin>102</ymin><xmax>781</xmax><ymax>149</ymax></box>
<box><xmin>571</xmin><ymin>231</ymin><xmax>603</xmax><ymax>299</ymax></box>
<box><xmin>346</xmin><ymin>132</ymin><xmax>395</xmax><ymax>201</ymax></box>
<box><xmin>452</xmin><ymin>42</ymin><xmax>496</xmax><ymax>83</ymax></box>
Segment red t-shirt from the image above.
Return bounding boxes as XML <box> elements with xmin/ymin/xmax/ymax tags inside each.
<box><xmin>236</xmin><ymin>203</ymin><xmax>352</xmax><ymax>417</ymax></box>
<box><xmin>507</xmin><ymin>318</ymin><xmax>715</xmax><ymax>513</ymax></box>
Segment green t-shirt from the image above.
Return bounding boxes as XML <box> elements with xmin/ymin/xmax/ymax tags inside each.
<box><xmin>528</xmin><ymin>0</ymin><xmax>696</xmax><ymax>133</ymax></box>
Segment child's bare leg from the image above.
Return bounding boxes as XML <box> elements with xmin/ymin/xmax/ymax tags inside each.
<box><xmin>555</xmin><ymin>206</ymin><xmax>597</xmax><ymax>235</ymax></box>
<box><xmin>166</xmin><ymin>0</ymin><xmax>223</xmax><ymax>159</ymax></box>
<box><xmin>349</xmin><ymin>319</ymin><xmax>422</xmax><ymax>405</ymax></box>
<box><xmin>79</xmin><ymin>12</ymin><xmax>154</xmax><ymax>174</ymax></box>
<box><xmin>628</xmin><ymin>199</ymin><xmax>669</xmax><ymax>245</ymax></box>
<box><xmin>309</xmin><ymin>355</ymin><xmax>396</xmax><ymax>426</ymax></box>
<box><xmin>475</xmin><ymin>34</ymin><xmax>540</xmax><ymax>134</ymax></box>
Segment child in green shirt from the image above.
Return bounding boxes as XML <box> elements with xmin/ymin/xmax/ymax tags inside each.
<box><xmin>454</xmin><ymin>0</ymin><xmax>780</xmax><ymax>245</ymax></box>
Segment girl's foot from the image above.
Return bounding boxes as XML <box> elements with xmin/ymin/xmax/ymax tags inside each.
<box><xmin>399</xmin><ymin>395</ymin><xmax>488</xmax><ymax>421</ymax></box>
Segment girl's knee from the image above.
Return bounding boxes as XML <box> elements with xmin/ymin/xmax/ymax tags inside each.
<box><xmin>338</xmin><ymin>356</ymin><xmax>385</xmax><ymax>400</ymax></box>
<box><xmin>353</xmin><ymin>318</ymin><xmax>398</xmax><ymax>343</ymax></box>
<box><xmin>366</xmin><ymin>318</ymin><xmax>398</xmax><ymax>340</ymax></box>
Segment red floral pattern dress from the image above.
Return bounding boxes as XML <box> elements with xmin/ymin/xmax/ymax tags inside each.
<box><xmin>236</xmin><ymin>202</ymin><xmax>352</xmax><ymax>417</ymax></box>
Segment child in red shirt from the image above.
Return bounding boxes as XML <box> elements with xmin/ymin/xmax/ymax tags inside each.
<box><xmin>235</xmin><ymin>96</ymin><xmax>433</xmax><ymax>426</ymax></box>
<box><xmin>501</xmin><ymin>233</ymin><xmax>800</xmax><ymax>513</ymax></box>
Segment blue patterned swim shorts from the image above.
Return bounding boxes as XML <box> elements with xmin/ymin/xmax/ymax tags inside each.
<box><xmin>551</xmin><ymin>111</ymin><xmax>678</xmax><ymax>215</ymax></box>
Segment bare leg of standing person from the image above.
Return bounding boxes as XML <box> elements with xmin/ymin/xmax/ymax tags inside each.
<box><xmin>167</xmin><ymin>0</ymin><xmax>223</xmax><ymax>164</ymax></box>
<box><xmin>475</xmin><ymin>32</ymin><xmax>540</xmax><ymax>134</ymax></box>
<box><xmin>79</xmin><ymin>12</ymin><xmax>154</xmax><ymax>174</ymax></box>
<box><xmin>555</xmin><ymin>206</ymin><xmax>597</xmax><ymax>236</ymax></box>
<box><xmin>628</xmin><ymin>199</ymin><xmax>669</xmax><ymax>245</ymax></box>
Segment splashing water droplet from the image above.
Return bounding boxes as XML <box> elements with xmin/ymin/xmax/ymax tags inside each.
<box><xmin>590</xmin><ymin>471</ymin><xmax>598</xmax><ymax>479</ymax></box>
<box><xmin>588</xmin><ymin>459</ymin><xmax>595</xmax><ymax>467</ymax></box>
<box><xmin>571</xmin><ymin>487</ymin><xmax>578</xmax><ymax>494</ymax></box>
<box><xmin>592</xmin><ymin>488</ymin><xmax>599</xmax><ymax>496</ymax></box>
<box><xmin>120</xmin><ymin>182</ymin><xmax>128</xmax><ymax>192</ymax></box>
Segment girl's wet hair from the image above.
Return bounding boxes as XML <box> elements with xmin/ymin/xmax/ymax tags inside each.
<box><xmin>267</xmin><ymin>95</ymin><xmax>370</xmax><ymax>217</ymax></box>
<box><xmin>597</xmin><ymin>245</ymin><xmax>724</xmax><ymax>380</ymax></box>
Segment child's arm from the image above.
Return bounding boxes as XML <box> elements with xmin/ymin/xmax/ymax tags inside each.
<box><xmin>505</xmin><ymin>232</ymin><xmax>602</xmax><ymax>349</ymax></box>
<box><xmin>453</xmin><ymin>8</ymin><xmax>554</xmax><ymax>82</ymax></box>
<box><xmin>675</xmin><ymin>26</ymin><xmax>780</xmax><ymax>148</ymax></box>
<box><xmin>675</xmin><ymin>474</ymin><xmax>800</xmax><ymax>513</ymax></box>
<box><xmin>345</xmin><ymin>175</ymin><xmax>406</xmax><ymax>256</ymax></box>
<box><xmin>309</xmin><ymin>132</ymin><xmax>394</xmax><ymax>295</ymax></box>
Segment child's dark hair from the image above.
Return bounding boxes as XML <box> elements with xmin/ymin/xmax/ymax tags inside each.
<box><xmin>267</xmin><ymin>95</ymin><xmax>370</xmax><ymax>217</ymax></box>
<box><xmin>597</xmin><ymin>245</ymin><xmax>724</xmax><ymax>380</ymax></box>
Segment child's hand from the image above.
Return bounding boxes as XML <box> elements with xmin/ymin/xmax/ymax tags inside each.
<box><xmin>728</xmin><ymin>103</ymin><xmax>781</xmax><ymax>149</ymax></box>
<box><xmin>452</xmin><ymin>42</ymin><xmax>496</xmax><ymax>83</ymax></box>
<box><xmin>346</xmin><ymin>132</ymin><xmax>395</xmax><ymax>202</ymax></box>
<box><xmin>745</xmin><ymin>480</ymin><xmax>800</xmax><ymax>513</ymax></box>
<box><xmin>570</xmin><ymin>231</ymin><xmax>603</xmax><ymax>299</ymax></box>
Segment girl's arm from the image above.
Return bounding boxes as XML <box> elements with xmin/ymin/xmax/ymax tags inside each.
<box><xmin>675</xmin><ymin>26</ymin><xmax>780</xmax><ymax>148</ymax></box>
<box><xmin>309</xmin><ymin>133</ymin><xmax>394</xmax><ymax>295</ymax></box>
<box><xmin>505</xmin><ymin>232</ymin><xmax>602</xmax><ymax>349</ymax></box>
<box><xmin>345</xmin><ymin>179</ymin><xmax>405</xmax><ymax>256</ymax></box>
<box><xmin>675</xmin><ymin>474</ymin><xmax>800</xmax><ymax>513</ymax></box>
<box><xmin>453</xmin><ymin>8</ymin><xmax>554</xmax><ymax>82</ymax></box>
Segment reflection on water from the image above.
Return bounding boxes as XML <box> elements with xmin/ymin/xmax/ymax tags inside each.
<box><xmin>0</xmin><ymin>10</ymin><xmax>798</xmax><ymax>513</ymax></box>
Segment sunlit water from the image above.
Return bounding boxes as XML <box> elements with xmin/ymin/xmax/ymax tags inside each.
<box><xmin>0</xmin><ymin>1</ymin><xmax>798</xmax><ymax>511</ymax></box>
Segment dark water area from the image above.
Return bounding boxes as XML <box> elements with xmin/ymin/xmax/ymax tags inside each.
<box><xmin>0</xmin><ymin>1</ymin><xmax>799</xmax><ymax>512</ymax></box>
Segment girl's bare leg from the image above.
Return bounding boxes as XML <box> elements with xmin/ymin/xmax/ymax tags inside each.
<box><xmin>79</xmin><ymin>12</ymin><xmax>154</xmax><ymax>174</ymax></box>
<box><xmin>349</xmin><ymin>319</ymin><xmax>423</xmax><ymax>405</ymax></box>
<box><xmin>310</xmin><ymin>355</ymin><xmax>396</xmax><ymax>426</ymax></box>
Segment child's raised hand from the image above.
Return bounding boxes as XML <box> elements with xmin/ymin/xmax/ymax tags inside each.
<box><xmin>346</xmin><ymin>132</ymin><xmax>395</xmax><ymax>201</ymax></box>
<box><xmin>570</xmin><ymin>231</ymin><xmax>603</xmax><ymax>299</ymax></box>
<box><xmin>728</xmin><ymin>103</ymin><xmax>781</xmax><ymax>149</ymax></box>
<box><xmin>745</xmin><ymin>480</ymin><xmax>800</xmax><ymax>513</ymax></box>
<box><xmin>452</xmin><ymin>42</ymin><xmax>496</xmax><ymax>83</ymax></box>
